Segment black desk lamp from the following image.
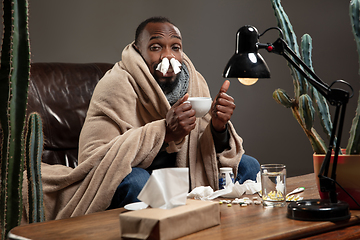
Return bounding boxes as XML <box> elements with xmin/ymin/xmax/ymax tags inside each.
<box><xmin>223</xmin><ymin>25</ymin><xmax>354</xmax><ymax>221</ymax></box>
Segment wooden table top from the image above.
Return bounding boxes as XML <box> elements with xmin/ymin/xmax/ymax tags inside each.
<box><xmin>9</xmin><ymin>173</ymin><xmax>360</xmax><ymax>240</ymax></box>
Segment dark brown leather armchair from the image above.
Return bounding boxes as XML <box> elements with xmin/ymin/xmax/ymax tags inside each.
<box><xmin>27</xmin><ymin>62</ymin><xmax>113</xmax><ymax>168</ymax></box>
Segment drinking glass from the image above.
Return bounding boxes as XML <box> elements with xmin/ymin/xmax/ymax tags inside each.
<box><xmin>261</xmin><ymin>164</ymin><xmax>286</xmax><ymax>207</ymax></box>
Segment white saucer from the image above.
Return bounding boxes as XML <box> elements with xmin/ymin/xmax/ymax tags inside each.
<box><xmin>124</xmin><ymin>202</ymin><xmax>149</xmax><ymax>211</ymax></box>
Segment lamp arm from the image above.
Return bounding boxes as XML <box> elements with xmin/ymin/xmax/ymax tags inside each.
<box><xmin>319</xmin><ymin>102</ymin><xmax>344</xmax><ymax>203</ymax></box>
<box><xmin>263</xmin><ymin>38</ymin><xmax>331</xmax><ymax>99</ymax></box>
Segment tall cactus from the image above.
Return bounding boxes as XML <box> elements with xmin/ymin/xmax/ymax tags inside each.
<box><xmin>270</xmin><ymin>0</ymin><xmax>331</xmax><ymax>154</ymax></box>
<box><xmin>0</xmin><ymin>0</ymin><xmax>31</xmax><ymax>239</ymax></box>
<box><xmin>301</xmin><ymin>34</ymin><xmax>334</xmax><ymax>144</ymax></box>
<box><xmin>347</xmin><ymin>0</ymin><xmax>360</xmax><ymax>154</ymax></box>
<box><xmin>25</xmin><ymin>112</ymin><xmax>45</xmax><ymax>223</ymax></box>
<box><xmin>271</xmin><ymin>0</ymin><xmax>305</xmax><ymax>98</ymax></box>
<box><xmin>271</xmin><ymin>0</ymin><xmax>360</xmax><ymax>155</ymax></box>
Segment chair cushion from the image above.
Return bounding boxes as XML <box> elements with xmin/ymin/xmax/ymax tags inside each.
<box><xmin>27</xmin><ymin>62</ymin><xmax>113</xmax><ymax>167</ymax></box>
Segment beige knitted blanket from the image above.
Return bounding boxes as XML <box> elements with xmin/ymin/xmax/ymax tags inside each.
<box><xmin>22</xmin><ymin>43</ymin><xmax>244</xmax><ymax>222</ymax></box>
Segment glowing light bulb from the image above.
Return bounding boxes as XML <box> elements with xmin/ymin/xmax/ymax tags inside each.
<box><xmin>238</xmin><ymin>78</ymin><xmax>258</xmax><ymax>86</ymax></box>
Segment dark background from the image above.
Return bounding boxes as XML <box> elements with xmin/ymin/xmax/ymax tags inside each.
<box><xmin>18</xmin><ymin>0</ymin><xmax>360</xmax><ymax>177</ymax></box>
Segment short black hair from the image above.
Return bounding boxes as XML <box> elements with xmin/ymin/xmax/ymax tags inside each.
<box><xmin>135</xmin><ymin>17</ymin><xmax>174</xmax><ymax>46</ymax></box>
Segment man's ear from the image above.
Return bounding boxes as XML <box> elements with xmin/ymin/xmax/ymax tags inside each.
<box><xmin>133</xmin><ymin>43</ymin><xmax>140</xmax><ymax>53</ymax></box>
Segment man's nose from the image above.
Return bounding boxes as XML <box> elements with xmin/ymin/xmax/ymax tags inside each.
<box><xmin>161</xmin><ymin>48</ymin><xmax>174</xmax><ymax>60</ymax></box>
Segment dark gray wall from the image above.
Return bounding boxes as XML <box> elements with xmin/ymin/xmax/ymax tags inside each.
<box><xmin>27</xmin><ymin>1</ymin><xmax>359</xmax><ymax>177</ymax></box>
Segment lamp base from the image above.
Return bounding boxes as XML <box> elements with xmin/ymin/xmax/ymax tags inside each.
<box><xmin>287</xmin><ymin>199</ymin><xmax>350</xmax><ymax>221</ymax></box>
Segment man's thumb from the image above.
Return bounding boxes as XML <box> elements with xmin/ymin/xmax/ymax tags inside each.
<box><xmin>219</xmin><ymin>80</ymin><xmax>230</xmax><ymax>93</ymax></box>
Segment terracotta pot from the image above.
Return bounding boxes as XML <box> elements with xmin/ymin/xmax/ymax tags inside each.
<box><xmin>313</xmin><ymin>151</ymin><xmax>360</xmax><ymax>209</ymax></box>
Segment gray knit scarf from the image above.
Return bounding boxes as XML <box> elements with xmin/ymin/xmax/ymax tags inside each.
<box><xmin>164</xmin><ymin>63</ymin><xmax>189</xmax><ymax>106</ymax></box>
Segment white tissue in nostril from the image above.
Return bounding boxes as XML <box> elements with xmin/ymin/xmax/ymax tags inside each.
<box><xmin>156</xmin><ymin>58</ymin><xmax>170</xmax><ymax>75</ymax></box>
<box><xmin>156</xmin><ymin>58</ymin><xmax>182</xmax><ymax>75</ymax></box>
<box><xmin>170</xmin><ymin>58</ymin><xmax>181</xmax><ymax>74</ymax></box>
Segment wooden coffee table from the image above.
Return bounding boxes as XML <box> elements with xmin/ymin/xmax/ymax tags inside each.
<box><xmin>8</xmin><ymin>173</ymin><xmax>360</xmax><ymax>240</ymax></box>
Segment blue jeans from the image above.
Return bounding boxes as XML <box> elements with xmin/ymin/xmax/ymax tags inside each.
<box><xmin>107</xmin><ymin>154</ymin><xmax>260</xmax><ymax>209</ymax></box>
<box><xmin>235</xmin><ymin>154</ymin><xmax>260</xmax><ymax>184</ymax></box>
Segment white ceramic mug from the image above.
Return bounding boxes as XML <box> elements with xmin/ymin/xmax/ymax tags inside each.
<box><xmin>185</xmin><ymin>97</ymin><xmax>212</xmax><ymax>118</ymax></box>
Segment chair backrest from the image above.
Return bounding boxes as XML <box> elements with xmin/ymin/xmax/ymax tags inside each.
<box><xmin>27</xmin><ymin>62</ymin><xmax>113</xmax><ymax>168</ymax></box>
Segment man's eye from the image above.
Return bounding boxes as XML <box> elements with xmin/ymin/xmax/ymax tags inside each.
<box><xmin>172</xmin><ymin>46</ymin><xmax>181</xmax><ymax>51</ymax></box>
<box><xmin>150</xmin><ymin>45</ymin><xmax>161</xmax><ymax>51</ymax></box>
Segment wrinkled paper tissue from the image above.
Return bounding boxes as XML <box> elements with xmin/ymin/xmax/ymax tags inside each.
<box><xmin>156</xmin><ymin>57</ymin><xmax>182</xmax><ymax>75</ymax></box>
<box><xmin>138</xmin><ymin>168</ymin><xmax>189</xmax><ymax>209</ymax></box>
<box><xmin>188</xmin><ymin>171</ymin><xmax>261</xmax><ymax>200</ymax></box>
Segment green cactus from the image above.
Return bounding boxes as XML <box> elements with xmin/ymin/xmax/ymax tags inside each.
<box><xmin>270</xmin><ymin>0</ymin><xmax>360</xmax><ymax>155</ymax></box>
<box><xmin>299</xmin><ymin>94</ymin><xmax>315</xmax><ymax>131</ymax></box>
<box><xmin>273</xmin><ymin>88</ymin><xmax>293</xmax><ymax>108</ymax></box>
<box><xmin>271</xmin><ymin>0</ymin><xmax>306</xmax><ymax>98</ymax></box>
<box><xmin>347</xmin><ymin>96</ymin><xmax>360</xmax><ymax>154</ymax></box>
<box><xmin>347</xmin><ymin>0</ymin><xmax>360</xmax><ymax>154</ymax></box>
<box><xmin>350</xmin><ymin>0</ymin><xmax>360</xmax><ymax>75</ymax></box>
<box><xmin>271</xmin><ymin>0</ymin><xmax>333</xmax><ymax>154</ymax></box>
<box><xmin>25</xmin><ymin>112</ymin><xmax>45</xmax><ymax>223</ymax></box>
<box><xmin>301</xmin><ymin>34</ymin><xmax>337</xmax><ymax>148</ymax></box>
<box><xmin>0</xmin><ymin>0</ymin><xmax>31</xmax><ymax>238</ymax></box>
<box><xmin>272</xmin><ymin>87</ymin><xmax>327</xmax><ymax>153</ymax></box>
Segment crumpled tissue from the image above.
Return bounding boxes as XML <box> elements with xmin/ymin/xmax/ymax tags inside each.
<box><xmin>188</xmin><ymin>171</ymin><xmax>261</xmax><ymax>200</ymax></box>
<box><xmin>156</xmin><ymin>57</ymin><xmax>182</xmax><ymax>75</ymax></box>
<box><xmin>170</xmin><ymin>58</ymin><xmax>182</xmax><ymax>74</ymax></box>
<box><xmin>137</xmin><ymin>168</ymin><xmax>189</xmax><ymax>209</ymax></box>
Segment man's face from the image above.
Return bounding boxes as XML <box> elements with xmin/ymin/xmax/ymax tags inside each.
<box><xmin>135</xmin><ymin>22</ymin><xmax>183</xmax><ymax>86</ymax></box>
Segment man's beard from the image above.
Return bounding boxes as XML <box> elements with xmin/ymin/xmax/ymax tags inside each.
<box><xmin>157</xmin><ymin>75</ymin><xmax>180</xmax><ymax>94</ymax></box>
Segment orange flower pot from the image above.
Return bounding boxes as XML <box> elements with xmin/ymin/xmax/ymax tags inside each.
<box><xmin>313</xmin><ymin>151</ymin><xmax>360</xmax><ymax>209</ymax></box>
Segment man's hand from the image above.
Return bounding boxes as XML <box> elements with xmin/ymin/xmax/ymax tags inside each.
<box><xmin>211</xmin><ymin>80</ymin><xmax>236</xmax><ymax>132</ymax></box>
<box><xmin>165</xmin><ymin>93</ymin><xmax>196</xmax><ymax>143</ymax></box>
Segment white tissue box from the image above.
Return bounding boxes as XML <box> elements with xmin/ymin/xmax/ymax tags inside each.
<box><xmin>119</xmin><ymin>199</ymin><xmax>220</xmax><ymax>240</ymax></box>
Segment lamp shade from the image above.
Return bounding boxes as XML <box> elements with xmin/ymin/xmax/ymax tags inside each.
<box><xmin>223</xmin><ymin>25</ymin><xmax>271</xmax><ymax>79</ymax></box>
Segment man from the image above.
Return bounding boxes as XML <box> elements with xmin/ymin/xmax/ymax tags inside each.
<box><xmin>78</xmin><ymin>16</ymin><xmax>260</xmax><ymax>209</ymax></box>
<box><xmin>28</xmin><ymin>17</ymin><xmax>259</xmax><ymax>222</ymax></box>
